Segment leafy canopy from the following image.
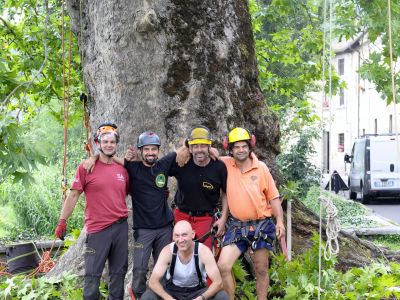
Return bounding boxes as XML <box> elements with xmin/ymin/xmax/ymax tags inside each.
<box><xmin>0</xmin><ymin>0</ymin><xmax>83</xmax><ymax>183</ymax></box>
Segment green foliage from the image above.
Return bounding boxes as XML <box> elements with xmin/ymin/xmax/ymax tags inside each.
<box><xmin>303</xmin><ymin>186</ymin><xmax>379</xmax><ymax>229</ymax></box>
<box><xmin>369</xmin><ymin>235</ymin><xmax>400</xmax><ymax>251</ymax></box>
<box><xmin>270</xmin><ymin>234</ymin><xmax>336</xmax><ymax>299</ymax></box>
<box><xmin>1</xmin><ymin>164</ymin><xmax>84</xmax><ymax>237</ymax></box>
<box><xmin>62</xmin><ymin>228</ymin><xmax>81</xmax><ymax>254</ymax></box>
<box><xmin>269</xmin><ymin>234</ymin><xmax>400</xmax><ymax>299</ymax></box>
<box><xmin>0</xmin><ymin>272</ymin><xmax>83</xmax><ymax>299</ymax></box>
<box><xmin>279</xmin><ymin>181</ymin><xmax>302</xmax><ymax>201</ymax></box>
<box><xmin>0</xmin><ymin>0</ymin><xmax>84</xmax><ymax>182</ymax></box>
<box><xmin>249</xmin><ymin>0</ymin><xmax>340</xmax><ymax>134</ymax></box>
<box><xmin>334</xmin><ymin>0</ymin><xmax>400</xmax><ymax>104</ymax></box>
<box><xmin>0</xmin><ymin>102</ymin><xmax>86</xmax><ymax>238</ymax></box>
<box><xmin>277</xmin><ymin>126</ymin><xmax>321</xmax><ymax>196</ymax></box>
<box><xmin>233</xmin><ymin>259</ymin><xmax>256</xmax><ymax>300</ymax></box>
<box><xmin>0</xmin><ymin>204</ymin><xmax>17</xmax><ymax>239</ymax></box>
<box><xmin>0</xmin><ymin>114</ymin><xmax>47</xmax><ymax>184</ymax></box>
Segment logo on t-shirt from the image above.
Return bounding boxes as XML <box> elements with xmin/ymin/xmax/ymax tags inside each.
<box><xmin>155</xmin><ymin>174</ymin><xmax>166</xmax><ymax>188</ymax></box>
<box><xmin>202</xmin><ymin>181</ymin><xmax>214</xmax><ymax>190</ymax></box>
<box><xmin>116</xmin><ymin>173</ymin><xmax>126</xmax><ymax>182</ymax></box>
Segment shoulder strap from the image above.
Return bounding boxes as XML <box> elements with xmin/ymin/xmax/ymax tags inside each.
<box><xmin>194</xmin><ymin>242</ymin><xmax>205</xmax><ymax>287</ymax></box>
<box><xmin>169</xmin><ymin>243</ymin><xmax>178</xmax><ymax>279</ymax></box>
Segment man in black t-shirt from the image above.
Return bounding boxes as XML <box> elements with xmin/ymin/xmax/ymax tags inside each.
<box><xmin>169</xmin><ymin>126</ymin><xmax>228</xmax><ymax>251</ymax></box>
<box><xmin>124</xmin><ymin>132</ymin><xmax>177</xmax><ymax>299</ymax></box>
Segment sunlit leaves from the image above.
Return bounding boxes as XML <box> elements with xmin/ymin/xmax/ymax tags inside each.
<box><xmin>0</xmin><ymin>271</ymin><xmax>84</xmax><ymax>299</ymax></box>
<box><xmin>0</xmin><ymin>0</ymin><xmax>84</xmax><ymax>182</ymax></box>
<box><xmin>249</xmin><ymin>0</ymin><xmax>334</xmax><ymax>140</ymax></box>
<box><xmin>335</xmin><ymin>0</ymin><xmax>400</xmax><ymax>105</ymax></box>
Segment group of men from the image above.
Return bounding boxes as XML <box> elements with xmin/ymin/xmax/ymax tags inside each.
<box><xmin>55</xmin><ymin>123</ymin><xmax>285</xmax><ymax>300</ymax></box>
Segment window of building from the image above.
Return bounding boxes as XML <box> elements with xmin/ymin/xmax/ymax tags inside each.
<box><xmin>374</xmin><ymin>119</ymin><xmax>378</xmax><ymax>134</ymax></box>
<box><xmin>338</xmin><ymin>58</ymin><xmax>344</xmax><ymax>75</ymax></box>
<box><xmin>389</xmin><ymin>115</ymin><xmax>393</xmax><ymax>133</ymax></box>
<box><xmin>339</xmin><ymin>88</ymin><xmax>344</xmax><ymax>106</ymax></box>
<box><xmin>338</xmin><ymin>133</ymin><xmax>344</xmax><ymax>152</ymax></box>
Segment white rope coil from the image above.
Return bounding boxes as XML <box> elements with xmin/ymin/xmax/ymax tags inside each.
<box><xmin>319</xmin><ymin>196</ymin><xmax>340</xmax><ymax>260</ymax></box>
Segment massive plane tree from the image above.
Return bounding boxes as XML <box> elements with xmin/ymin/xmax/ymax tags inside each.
<box><xmin>48</xmin><ymin>0</ymin><xmax>399</xmax><ymax>296</ymax></box>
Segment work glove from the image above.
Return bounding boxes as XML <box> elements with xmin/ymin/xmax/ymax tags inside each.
<box><xmin>55</xmin><ymin>219</ymin><xmax>67</xmax><ymax>240</ymax></box>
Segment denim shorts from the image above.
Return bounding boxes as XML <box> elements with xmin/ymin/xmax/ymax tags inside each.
<box><xmin>222</xmin><ymin>219</ymin><xmax>276</xmax><ymax>252</ymax></box>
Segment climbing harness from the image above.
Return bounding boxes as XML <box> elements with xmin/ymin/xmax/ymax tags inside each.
<box><xmin>223</xmin><ymin>216</ymin><xmax>276</xmax><ymax>251</ymax></box>
<box><xmin>169</xmin><ymin>242</ymin><xmax>205</xmax><ymax>288</ymax></box>
<box><xmin>193</xmin><ymin>211</ymin><xmax>223</xmax><ymax>257</ymax></box>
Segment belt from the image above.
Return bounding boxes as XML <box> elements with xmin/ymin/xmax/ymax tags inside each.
<box><xmin>113</xmin><ymin>217</ymin><xmax>128</xmax><ymax>224</ymax></box>
<box><xmin>177</xmin><ymin>208</ymin><xmax>215</xmax><ymax>217</ymax></box>
<box><xmin>228</xmin><ymin>216</ymin><xmax>272</xmax><ymax>228</ymax></box>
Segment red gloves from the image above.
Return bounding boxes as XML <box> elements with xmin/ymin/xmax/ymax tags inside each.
<box><xmin>55</xmin><ymin>219</ymin><xmax>67</xmax><ymax>240</ymax></box>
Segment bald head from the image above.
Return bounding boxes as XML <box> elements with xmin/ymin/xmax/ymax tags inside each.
<box><xmin>173</xmin><ymin>221</ymin><xmax>195</xmax><ymax>250</ymax></box>
<box><xmin>174</xmin><ymin>220</ymin><xmax>192</xmax><ymax>233</ymax></box>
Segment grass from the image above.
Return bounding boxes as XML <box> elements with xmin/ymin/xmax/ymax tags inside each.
<box><xmin>369</xmin><ymin>235</ymin><xmax>400</xmax><ymax>251</ymax></box>
<box><xmin>0</xmin><ymin>205</ymin><xmax>17</xmax><ymax>239</ymax></box>
<box><xmin>302</xmin><ymin>186</ymin><xmax>380</xmax><ymax>229</ymax></box>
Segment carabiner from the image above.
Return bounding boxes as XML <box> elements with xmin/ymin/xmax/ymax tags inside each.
<box><xmin>251</xmin><ymin>241</ymin><xmax>257</xmax><ymax>250</ymax></box>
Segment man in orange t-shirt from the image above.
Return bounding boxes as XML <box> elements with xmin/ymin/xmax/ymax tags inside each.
<box><xmin>217</xmin><ymin>127</ymin><xmax>285</xmax><ymax>300</ymax></box>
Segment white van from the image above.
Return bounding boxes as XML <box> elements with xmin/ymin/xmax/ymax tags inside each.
<box><xmin>344</xmin><ymin>134</ymin><xmax>400</xmax><ymax>203</ymax></box>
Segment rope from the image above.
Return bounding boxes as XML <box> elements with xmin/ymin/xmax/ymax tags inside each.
<box><xmin>60</xmin><ymin>0</ymin><xmax>72</xmax><ymax>200</ymax></box>
<box><xmin>81</xmin><ymin>93</ymin><xmax>92</xmax><ymax>155</ymax></box>
<box><xmin>0</xmin><ymin>261</ymin><xmax>13</xmax><ymax>277</ymax></box>
<box><xmin>0</xmin><ymin>240</ymin><xmax>59</xmax><ymax>278</ymax></box>
<box><xmin>319</xmin><ymin>196</ymin><xmax>340</xmax><ymax>259</ymax></box>
<box><xmin>319</xmin><ymin>0</ymin><xmax>333</xmax><ymax>298</ymax></box>
<box><xmin>28</xmin><ymin>239</ymin><xmax>58</xmax><ymax>277</ymax></box>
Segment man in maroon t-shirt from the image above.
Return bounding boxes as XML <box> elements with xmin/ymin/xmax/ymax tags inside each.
<box><xmin>55</xmin><ymin>122</ymin><xmax>129</xmax><ymax>300</ymax></box>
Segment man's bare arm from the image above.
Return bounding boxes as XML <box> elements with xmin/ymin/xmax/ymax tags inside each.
<box><xmin>59</xmin><ymin>189</ymin><xmax>82</xmax><ymax>220</ymax></box>
<box><xmin>197</xmin><ymin>244</ymin><xmax>224</xmax><ymax>299</ymax></box>
<box><xmin>270</xmin><ymin>197</ymin><xmax>285</xmax><ymax>238</ymax></box>
<box><xmin>148</xmin><ymin>246</ymin><xmax>176</xmax><ymax>300</ymax></box>
<box><xmin>213</xmin><ymin>191</ymin><xmax>228</xmax><ymax>237</ymax></box>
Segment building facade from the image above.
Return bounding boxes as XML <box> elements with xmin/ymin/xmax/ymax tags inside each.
<box><xmin>319</xmin><ymin>34</ymin><xmax>400</xmax><ymax>179</ymax></box>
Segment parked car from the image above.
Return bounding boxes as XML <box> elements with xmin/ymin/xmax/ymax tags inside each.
<box><xmin>344</xmin><ymin>134</ymin><xmax>400</xmax><ymax>203</ymax></box>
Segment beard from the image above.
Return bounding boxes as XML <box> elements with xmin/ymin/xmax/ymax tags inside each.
<box><xmin>143</xmin><ymin>155</ymin><xmax>157</xmax><ymax>165</ymax></box>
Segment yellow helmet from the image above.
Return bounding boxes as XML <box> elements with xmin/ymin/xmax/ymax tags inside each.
<box><xmin>223</xmin><ymin>127</ymin><xmax>256</xmax><ymax>149</ymax></box>
<box><xmin>187</xmin><ymin>126</ymin><xmax>212</xmax><ymax>145</ymax></box>
<box><xmin>228</xmin><ymin>127</ymin><xmax>251</xmax><ymax>143</ymax></box>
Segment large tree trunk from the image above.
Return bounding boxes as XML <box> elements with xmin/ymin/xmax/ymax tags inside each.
<box><xmin>66</xmin><ymin>0</ymin><xmax>279</xmax><ymax>168</ymax></box>
<box><xmin>47</xmin><ymin>0</ymin><xmax>399</xmax><ymax>297</ymax></box>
